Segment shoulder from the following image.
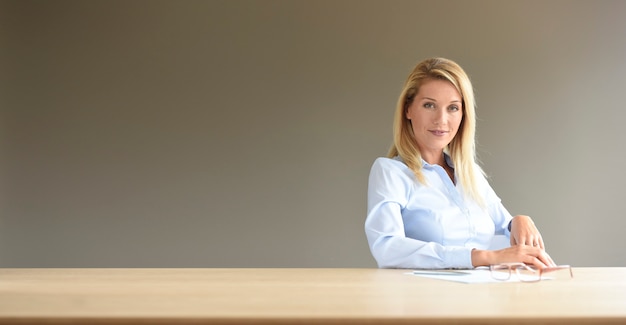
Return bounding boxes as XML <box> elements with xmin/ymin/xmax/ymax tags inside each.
<box><xmin>371</xmin><ymin>156</ymin><xmax>408</xmax><ymax>172</ymax></box>
<box><xmin>368</xmin><ymin>157</ymin><xmax>415</xmax><ymax>199</ymax></box>
<box><xmin>369</xmin><ymin>156</ymin><xmax>415</xmax><ymax>181</ymax></box>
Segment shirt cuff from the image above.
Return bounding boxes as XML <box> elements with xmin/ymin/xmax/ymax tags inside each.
<box><xmin>505</xmin><ymin>217</ymin><xmax>513</xmax><ymax>237</ymax></box>
<box><xmin>444</xmin><ymin>246</ymin><xmax>475</xmax><ymax>269</ymax></box>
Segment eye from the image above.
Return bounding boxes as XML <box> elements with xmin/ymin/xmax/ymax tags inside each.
<box><xmin>448</xmin><ymin>105</ymin><xmax>460</xmax><ymax>112</ymax></box>
<box><xmin>423</xmin><ymin>102</ymin><xmax>435</xmax><ymax>109</ymax></box>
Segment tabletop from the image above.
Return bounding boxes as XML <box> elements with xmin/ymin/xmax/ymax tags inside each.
<box><xmin>1</xmin><ymin>267</ymin><xmax>625</xmax><ymax>324</ymax></box>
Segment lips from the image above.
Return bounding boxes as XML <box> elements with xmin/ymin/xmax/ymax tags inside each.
<box><xmin>429</xmin><ymin>130</ymin><xmax>448</xmax><ymax>136</ymax></box>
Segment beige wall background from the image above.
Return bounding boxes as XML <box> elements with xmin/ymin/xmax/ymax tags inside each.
<box><xmin>1</xmin><ymin>0</ymin><xmax>625</xmax><ymax>267</ymax></box>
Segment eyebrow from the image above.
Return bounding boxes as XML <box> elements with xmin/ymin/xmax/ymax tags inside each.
<box><xmin>422</xmin><ymin>97</ymin><xmax>462</xmax><ymax>103</ymax></box>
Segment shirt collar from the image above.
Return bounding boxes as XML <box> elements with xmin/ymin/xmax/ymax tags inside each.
<box><xmin>421</xmin><ymin>152</ymin><xmax>455</xmax><ymax>169</ymax></box>
<box><xmin>393</xmin><ymin>152</ymin><xmax>455</xmax><ymax>169</ymax></box>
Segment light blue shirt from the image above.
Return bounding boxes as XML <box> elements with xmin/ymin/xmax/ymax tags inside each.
<box><xmin>365</xmin><ymin>156</ymin><xmax>512</xmax><ymax>269</ymax></box>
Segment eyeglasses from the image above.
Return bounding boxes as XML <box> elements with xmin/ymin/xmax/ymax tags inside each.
<box><xmin>489</xmin><ymin>263</ymin><xmax>573</xmax><ymax>282</ymax></box>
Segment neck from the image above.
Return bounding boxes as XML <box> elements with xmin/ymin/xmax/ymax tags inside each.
<box><xmin>421</xmin><ymin>150</ymin><xmax>445</xmax><ymax>166</ymax></box>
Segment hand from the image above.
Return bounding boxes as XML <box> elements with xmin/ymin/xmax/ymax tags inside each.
<box><xmin>509</xmin><ymin>215</ymin><xmax>545</xmax><ymax>249</ymax></box>
<box><xmin>495</xmin><ymin>245</ymin><xmax>556</xmax><ymax>268</ymax></box>
<box><xmin>471</xmin><ymin>245</ymin><xmax>556</xmax><ymax>268</ymax></box>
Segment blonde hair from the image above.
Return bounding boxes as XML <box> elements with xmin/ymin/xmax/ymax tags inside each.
<box><xmin>388</xmin><ymin>57</ymin><xmax>485</xmax><ymax>204</ymax></box>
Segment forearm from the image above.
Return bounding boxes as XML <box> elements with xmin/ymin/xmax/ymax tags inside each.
<box><xmin>471</xmin><ymin>249</ymin><xmax>494</xmax><ymax>267</ymax></box>
<box><xmin>369</xmin><ymin>236</ymin><xmax>475</xmax><ymax>269</ymax></box>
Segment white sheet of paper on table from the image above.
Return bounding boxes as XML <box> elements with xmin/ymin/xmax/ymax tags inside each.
<box><xmin>408</xmin><ymin>268</ymin><xmax>535</xmax><ymax>284</ymax></box>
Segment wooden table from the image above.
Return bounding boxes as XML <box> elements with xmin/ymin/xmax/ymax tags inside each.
<box><xmin>1</xmin><ymin>268</ymin><xmax>625</xmax><ymax>324</ymax></box>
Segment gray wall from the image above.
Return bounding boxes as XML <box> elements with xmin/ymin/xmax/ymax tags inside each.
<box><xmin>1</xmin><ymin>0</ymin><xmax>625</xmax><ymax>267</ymax></box>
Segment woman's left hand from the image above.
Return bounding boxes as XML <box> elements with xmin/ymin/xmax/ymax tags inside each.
<box><xmin>509</xmin><ymin>215</ymin><xmax>545</xmax><ymax>249</ymax></box>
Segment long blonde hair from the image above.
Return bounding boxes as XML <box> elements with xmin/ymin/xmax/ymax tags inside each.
<box><xmin>388</xmin><ymin>57</ymin><xmax>485</xmax><ymax>204</ymax></box>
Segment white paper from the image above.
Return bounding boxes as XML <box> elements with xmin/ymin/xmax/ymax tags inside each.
<box><xmin>407</xmin><ymin>268</ymin><xmax>526</xmax><ymax>284</ymax></box>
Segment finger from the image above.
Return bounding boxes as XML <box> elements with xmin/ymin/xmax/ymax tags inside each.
<box><xmin>542</xmin><ymin>251</ymin><xmax>556</xmax><ymax>267</ymax></box>
<box><xmin>537</xmin><ymin>236</ymin><xmax>545</xmax><ymax>250</ymax></box>
<box><xmin>520</xmin><ymin>246</ymin><xmax>551</xmax><ymax>269</ymax></box>
<box><xmin>518</xmin><ymin>236</ymin><xmax>529</xmax><ymax>246</ymax></box>
<box><xmin>526</xmin><ymin>235</ymin><xmax>543</xmax><ymax>248</ymax></box>
<box><xmin>528</xmin><ymin>255</ymin><xmax>547</xmax><ymax>269</ymax></box>
<box><xmin>522</xmin><ymin>236</ymin><xmax>536</xmax><ymax>247</ymax></box>
<box><xmin>536</xmin><ymin>250</ymin><xmax>555</xmax><ymax>267</ymax></box>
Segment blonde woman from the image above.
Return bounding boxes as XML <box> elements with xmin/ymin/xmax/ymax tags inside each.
<box><xmin>365</xmin><ymin>58</ymin><xmax>555</xmax><ymax>269</ymax></box>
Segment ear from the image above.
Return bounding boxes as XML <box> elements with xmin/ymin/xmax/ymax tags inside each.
<box><xmin>404</xmin><ymin>103</ymin><xmax>410</xmax><ymax>120</ymax></box>
<box><xmin>403</xmin><ymin>95</ymin><xmax>412</xmax><ymax>119</ymax></box>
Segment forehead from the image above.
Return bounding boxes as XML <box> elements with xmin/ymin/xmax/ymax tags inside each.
<box><xmin>416</xmin><ymin>78</ymin><xmax>461</xmax><ymax>100</ymax></box>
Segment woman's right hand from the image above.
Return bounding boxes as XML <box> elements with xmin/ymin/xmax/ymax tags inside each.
<box><xmin>472</xmin><ymin>245</ymin><xmax>556</xmax><ymax>268</ymax></box>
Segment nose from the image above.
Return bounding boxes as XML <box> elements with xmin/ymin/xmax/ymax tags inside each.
<box><xmin>433</xmin><ymin>110</ymin><xmax>446</xmax><ymax>126</ymax></box>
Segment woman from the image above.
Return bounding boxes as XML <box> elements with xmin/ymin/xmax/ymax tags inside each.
<box><xmin>365</xmin><ymin>57</ymin><xmax>555</xmax><ymax>269</ymax></box>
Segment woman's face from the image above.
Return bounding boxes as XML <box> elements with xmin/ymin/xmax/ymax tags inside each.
<box><xmin>405</xmin><ymin>78</ymin><xmax>463</xmax><ymax>155</ymax></box>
